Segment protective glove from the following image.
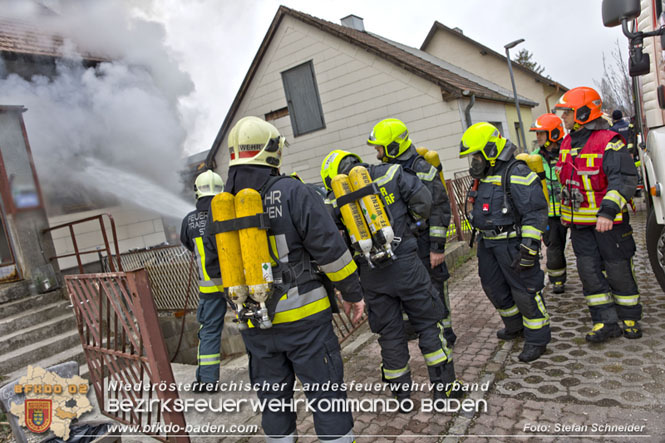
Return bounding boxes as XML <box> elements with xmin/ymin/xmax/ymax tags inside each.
<box><xmin>513</xmin><ymin>243</ymin><xmax>538</xmax><ymax>272</ymax></box>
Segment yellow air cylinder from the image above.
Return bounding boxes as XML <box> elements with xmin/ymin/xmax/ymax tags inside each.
<box><xmin>525</xmin><ymin>154</ymin><xmax>550</xmax><ymax>203</ymax></box>
<box><xmin>348</xmin><ymin>165</ymin><xmax>394</xmax><ymax>248</ymax></box>
<box><xmin>424</xmin><ymin>150</ymin><xmax>446</xmax><ymax>183</ymax></box>
<box><xmin>331</xmin><ymin>174</ymin><xmax>373</xmax><ymax>262</ymax></box>
<box><xmin>416</xmin><ymin>146</ymin><xmax>429</xmax><ymax>157</ymax></box>
<box><xmin>211</xmin><ymin>192</ymin><xmax>247</xmax><ymax>305</ymax></box>
<box><xmin>235</xmin><ymin>188</ymin><xmax>273</xmax><ymax>304</ymax></box>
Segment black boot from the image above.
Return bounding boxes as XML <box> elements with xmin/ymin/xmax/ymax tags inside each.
<box><xmin>444</xmin><ymin>328</ymin><xmax>457</xmax><ymax>348</ymax></box>
<box><xmin>552</xmin><ymin>282</ymin><xmax>565</xmax><ymax>294</ymax></box>
<box><xmin>497</xmin><ymin>328</ymin><xmax>523</xmax><ymax>340</ymax></box>
<box><xmin>585</xmin><ymin>322</ymin><xmax>622</xmax><ymax>343</ymax></box>
<box><xmin>518</xmin><ymin>344</ymin><xmax>547</xmax><ymax>362</ymax></box>
<box><xmin>621</xmin><ymin>320</ymin><xmax>643</xmax><ymax>339</ymax></box>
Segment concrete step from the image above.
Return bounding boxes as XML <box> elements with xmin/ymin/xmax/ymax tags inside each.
<box><xmin>0</xmin><ymin>329</ymin><xmax>81</xmax><ymax>375</ymax></box>
<box><xmin>0</xmin><ymin>289</ymin><xmax>66</xmax><ymax>320</ymax></box>
<box><xmin>0</xmin><ymin>280</ymin><xmax>31</xmax><ymax>304</ymax></box>
<box><xmin>4</xmin><ymin>344</ymin><xmax>88</xmax><ymax>383</ymax></box>
<box><xmin>0</xmin><ymin>314</ymin><xmax>77</xmax><ymax>355</ymax></box>
<box><xmin>0</xmin><ymin>300</ymin><xmax>72</xmax><ymax>336</ymax></box>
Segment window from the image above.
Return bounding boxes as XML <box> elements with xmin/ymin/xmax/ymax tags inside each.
<box><xmin>488</xmin><ymin>121</ymin><xmax>504</xmax><ymax>134</ymax></box>
<box><xmin>281</xmin><ymin>61</ymin><xmax>325</xmax><ymax>136</ymax></box>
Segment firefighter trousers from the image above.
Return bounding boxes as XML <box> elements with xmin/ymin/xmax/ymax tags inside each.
<box><xmin>543</xmin><ymin>217</ymin><xmax>568</xmax><ymax>285</ymax></box>
<box><xmin>417</xmin><ymin>254</ymin><xmax>454</xmax><ymax>335</ymax></box>
<box><xmin>195</xmin><ymin>294</ymin><xmax>227</xmax><ymax>383</ymax></box>
<box><xmin>360</xmin><ymin>251</ymin><xmax>455</xmax><ymax>392</ymax></box>
<box><xmin>570</xmin><ymin>220</ymin><xmax>642</xmax><ymax>324</ymax></box>
<box><xmin>242</xmin><ymin>321</ymin><xmax>354</xmax><ymax>442</ymax></box>
<box><xmin>477</xmin><ymin>238</ymin><xmax>551</xmax><ymax>346</ymax></box>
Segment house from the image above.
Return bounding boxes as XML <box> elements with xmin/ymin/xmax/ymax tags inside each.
<box><xmin>0</xmin><ymin>14</ymin><xmax>176</xmax><ymax>273</ymax></box>
<box><xmin>206</xmin><ymin>6</ymin><xmax>542</xmax><ymax>184</ymax></box>
<box><xmin>420</xmin><ymin>21</ymin><xmax>567</xmax><ymax>148</ymax></box>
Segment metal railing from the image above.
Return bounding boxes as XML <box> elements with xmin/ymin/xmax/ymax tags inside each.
<box><xmin>446</xmin><ymin>174</ymin><xmax>474</xmax><ymax>242</ymax></box>
<box><xmin>101</xmin><ymin>245</ymin><xmax>198</xmax><ymax>312</ymax></box>
<box><xmin>43</xmin><ymin>213</ymin><xmax>122</xmax><ymax>273</ymax></box>
<box><xmin>65</xmin><ymin>270</ymin><xmax>189</xmax><ymax>442</ymax></box>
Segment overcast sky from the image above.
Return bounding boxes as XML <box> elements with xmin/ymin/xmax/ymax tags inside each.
<box><xmin>143</xmin><ymin>0</ymin><xmax>628</xmax><ymax>155</ymax></box>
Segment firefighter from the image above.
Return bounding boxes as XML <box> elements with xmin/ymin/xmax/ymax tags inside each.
<box><xmin>321</xmin><ymin>149</ymin><xmax>462</xmax><ymax>405</ymax></box>
<box><xmin>460</xmin><ymin>122</ymin><xmax>551</xmax><ymax>362</ymax></box>
<box><xmin>555</xmin><ymin>87</ymin><xmax>643</xmax><ymax>342</ymax></box>
<box><xmin>222</xmin><ymin>116</ymin><xmax>365</xmax><ymax>442</ymax></box>
<box><xmin>366</xmin><ymin>118</ymin><xmax>457</xmax><ymax>346</ymax></box>
<box><xmin>529</xmin><ymin>113</ymin><xmax>568</xmax><ymax>294</ymax></box>
<box><xmin>179</xmin><ymin>169</ymin><xmax>226</xmax><ymax>392</ymax></box>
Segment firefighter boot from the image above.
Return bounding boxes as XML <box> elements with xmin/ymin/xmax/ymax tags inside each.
<box><xmin>552</xmin><ymin>282</ymin><xmax>565</xmax><ymax>294</ymax></box>
<box><xmin>518</xmin><ymin>344</ymin><xmax>547</xmax><ymax>363</ymax></box>
<box><xmin>585</xmin><ymin>322</ymin><xmax>622</xmax><ymax>343</ymax></box>
<box><xmin>444</xmin><ymin>328</ymin><xmax>457</xmax><ymax>348</ymax></box>
<box><xmin>497</xmin><ymin>328</ymin><xmax>523</xmax><ymax>340</ymax></box>
<box><xmin>390</xmin><ymin>384</ymin><xmax>412</xmax><ymax>414</ymax></box>
<box><xmin>430</xmin><ymin>362</ymin><xmax>465</xmax><ymax>401</ymax></box>
<box><xmin>622</xmin><ymin>320</ymin><xmax>643</xmax><ymax>339</ymax></box>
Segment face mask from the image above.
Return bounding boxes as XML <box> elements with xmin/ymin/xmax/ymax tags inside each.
<box><xmin>469</xmin><ymin>156</ymin><xmax>488</xmax><ymax>179</ymax></box>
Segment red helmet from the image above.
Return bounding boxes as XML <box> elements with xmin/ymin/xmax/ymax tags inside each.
<box><xmin>554</xmin><ymin>87</ymin><xmax>603</xmax><ymax>125</ymax></box>
<box><xmin>529</xmin><ymin>113</ymin><xmax>564</xmax><ymax>144</ymax></box>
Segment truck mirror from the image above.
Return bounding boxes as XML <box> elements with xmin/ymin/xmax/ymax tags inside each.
<box><xmin>629</xmin><ymin>51</ymin><xmax>651</xmax><ymax>76</ymax></box>
<box><xmin>602</xmin><ymin>0</ymin><xmax>641</xmax><ymax>27</ymax></box>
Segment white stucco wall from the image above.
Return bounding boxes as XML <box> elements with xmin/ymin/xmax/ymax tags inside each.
<box><xmin>422</xmin><ymin>29</ymin><xmax>564</xmax><ymax>119</ymax></box>
<box><xmin>48</xmin><ymin>205</ymin><xmax>168</xmax><ymax>271</ymax></box>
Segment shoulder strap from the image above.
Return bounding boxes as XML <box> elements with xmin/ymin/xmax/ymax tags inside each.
<box><xmin>502</xmin><ymin>159</ymin><xmax>527</xmax><ymax>222</ymax></box>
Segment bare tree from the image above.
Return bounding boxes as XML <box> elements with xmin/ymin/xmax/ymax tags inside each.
<box><xmin>514</xmin><ymin>48</ymin><xmax>545</xmax><ymax>75</ymax></box>
<box><xmin>595</xmin><ymin>39</ymin><xmax>634</xmax><ymax>117</ymax></box>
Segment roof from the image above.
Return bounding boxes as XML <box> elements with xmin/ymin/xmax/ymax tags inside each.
<box><xmin>372</xmin><ymin>33</ymin><xmax>537</xmax><ymax>107</ymax></box>
<box><xmin>421</xmin><ymin>21</ymin><xmax>568</xmax><ymax>91</ymax></box>
<box><xmin>207</xmin><ymin>6</ymin><xmax>536</xmax><ymax>166</ymax></box>
<box><xmin>0</xmin><ymin>16</ymin><xmax>106</xmax><ymax>62</ymax></box>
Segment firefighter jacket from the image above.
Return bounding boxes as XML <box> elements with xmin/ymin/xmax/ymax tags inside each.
<box><xmin>556</xmin><ymin>126</ymin><xmax>638</xmax><ymax>226</ymax></box>
<box><xmin>225</xmin><ymin>165</ymin><xmax>363</xmax><ymax>330</ymax></box>
<box><xmin>392</xmin><ymin>146</ymin><xmax>451</xmax><ymax>253</ymax></box>
<box><xmin>532</xmin><ymin>145</ymin><xmax>562</xmax><ymax>217</ymax></box>
<box><xmin>470</xmin><ymin>154</ymin><xmax>548</xmax><ymax>248</ymax></box>
<box><xmin>180</xmin><ymin>196</ymin><xmax>224</xmax><ymax>296</ymax></box>
<box><xmin>326</xmin><ymin>162</ymin><xmax>432</xmax><ymax>257</ymax></box>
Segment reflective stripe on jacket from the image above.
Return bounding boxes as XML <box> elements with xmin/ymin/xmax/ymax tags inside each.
<box><xmin>557</xmin><ymin>130</ymin><xmax>625</xmax><ymax>226</ymax></box>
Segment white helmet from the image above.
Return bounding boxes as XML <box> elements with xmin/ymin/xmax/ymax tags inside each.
<box><xmin>194</xmin><ymin>170</ymin><xmax>224</xmax><ymax>199</ymax></box>
<box><xmin>228</xmin><ymin>116</ymin><xmax>286</xmax><ymax>168</ymax></box>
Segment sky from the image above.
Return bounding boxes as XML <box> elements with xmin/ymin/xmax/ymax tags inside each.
<box><xmin>143</xmin><ymin>0</ymin><xmax>628</xmax><ymax>155</ymax></box>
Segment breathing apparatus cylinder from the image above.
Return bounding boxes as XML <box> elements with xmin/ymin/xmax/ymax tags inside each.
<box><xmin>424</xmin><ymin>150</ymin><xmax>446</xmax><ymax>183</ymax></box>
<box><xmin>348</xmin><ymin>165</ymin><xmax>394</xmax><ymax>252</ymax></box>
<box><xmin>331</xmin><ymin>174</ymin><xmax>373</xmax><ymax>263</ymax></box>
<box><xmin>211</xmin><ymin>192</ymin><xmax>248</xmax><ymax>305</ymax></box>
<box><xmin>516</xmin><ymin>153</ymin><xmax>550</xmax><ymax>203</ymax></box>
<box><xmin>235</xmin><ymin>188</ymin><xmax>273</xmax><ymax>329</ymax></box>
<box><xmin>416</xmin><ymin>146</ymin><xmax>429</xmax><ymax>157</ymax></box>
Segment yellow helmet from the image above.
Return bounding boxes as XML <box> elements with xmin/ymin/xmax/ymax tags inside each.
<box><xmin>459</xmin><ymin>122</ymin><xmax>507</xmax><ymax>165</ymax></box>
<box><xmin>320</xmin><ymin>150</ymin><xmax>362</xmax><ymax>191</ymax></box>
<box><xmin>194</xmin><ymin>170</ymin><xmax>224</xmax><ymax>199</ymax></box>
<box><xmin>228</xmin><ymin>116</ymin><xmax>286</xmax><ymax>168</ymax></box>
<box><xmin>367</xmin><ymin>118</ymin><xmax>412</xmax><ymax>160</ymax></box>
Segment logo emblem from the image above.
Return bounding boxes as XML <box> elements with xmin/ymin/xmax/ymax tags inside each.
<box><xmin>25</xmin><ymin>399</ymin><xmax>52</xmax><ymax>433</ymax></box>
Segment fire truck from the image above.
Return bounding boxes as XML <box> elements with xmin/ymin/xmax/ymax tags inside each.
<box><xmin>603</xmin><ymin>0</ymin><xmax>665</xmax><ymax>291</ymax></box>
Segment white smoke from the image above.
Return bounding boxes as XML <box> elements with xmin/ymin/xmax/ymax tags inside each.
<box><xmin>0</xmin><ymin>0</ymin><xmax>196</xmax><ymax>217</ymax></box>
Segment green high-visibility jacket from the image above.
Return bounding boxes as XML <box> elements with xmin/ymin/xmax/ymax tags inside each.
<box><xmin>531</xmin><ymin>146</ymin><xmax>562</xmax><ymax>217</ymax></box>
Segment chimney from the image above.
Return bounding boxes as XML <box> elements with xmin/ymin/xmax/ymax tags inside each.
<box><xmin>453</xmin><ymin>27</ymin><xmax>463</xmax><ymax>34</ymax></box>
<box><xmin>341</xmin><ymin>14</ymin><xmax>365</xmax><ymax>32</ymax></box>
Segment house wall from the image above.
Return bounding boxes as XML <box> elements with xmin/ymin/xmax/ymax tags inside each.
<box><xmin>422</xmin><ymin>29</ymin><xmax>565</xmax><ymax>123</ymax></box>
<box><xmin>48</xmin><ymin>205</ymin><xmax>168</xmax><ymax>271</ymax></box>
<box><xmin>214</xmin><ymin>16</ymin><xmax>509</xmax><ymax>182</ymax></box>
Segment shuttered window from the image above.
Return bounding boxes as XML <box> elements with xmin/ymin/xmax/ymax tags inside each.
<box><xmin>281</xmin><ymin>61</ymin><xmax>325</xmax><ymax>136</ymax></box>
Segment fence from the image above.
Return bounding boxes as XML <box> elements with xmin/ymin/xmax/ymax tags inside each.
<box><xmin>65</xmin><ymin>270</ymin><xmax>189</xmax><ymax>442</ymax></box>
<box><xmin>446</xmin><ymin>173</ymin><xmax>474</xmax><ymax>242</ymax></box>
